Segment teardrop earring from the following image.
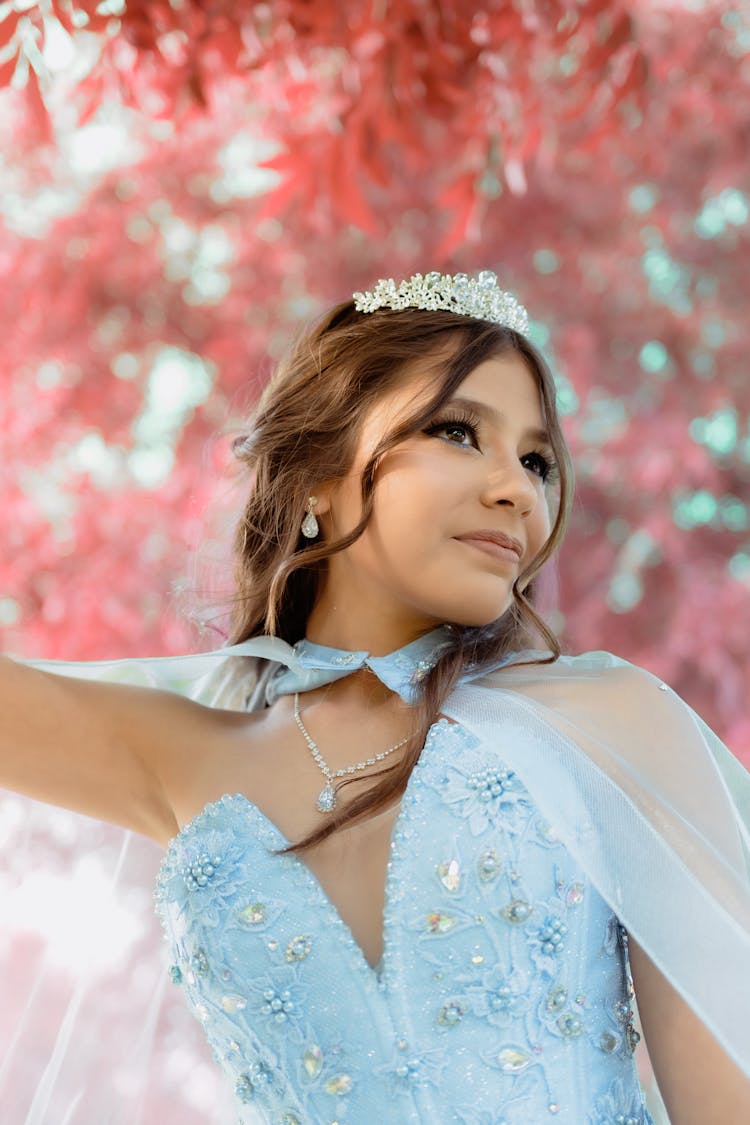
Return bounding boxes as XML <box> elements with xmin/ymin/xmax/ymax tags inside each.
<box><xmin>301</xmin><ymin>495</ymin><xmax>319</xmax><ymax>539</ymax></box>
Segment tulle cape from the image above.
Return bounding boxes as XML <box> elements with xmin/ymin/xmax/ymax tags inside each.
<box><xmin>3</xmin><ymin>637</ymin><xmax>749</xmax><ymax>1122</ymax></box>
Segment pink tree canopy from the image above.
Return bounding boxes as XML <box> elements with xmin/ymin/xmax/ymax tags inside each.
<box><xmin>1</xmin><ymin>1</ymin><xmax>748</xmax><ymax>756</ymax></box>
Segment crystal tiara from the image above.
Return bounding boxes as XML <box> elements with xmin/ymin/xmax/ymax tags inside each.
<box><xmin>352</xmin><ymin>271</ymin><xmax>529</xmax><ymax>335</ymax></box>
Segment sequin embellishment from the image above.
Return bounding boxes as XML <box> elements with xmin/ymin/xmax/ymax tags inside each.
<box><xmin>285</xmin><ymin>935</ymin><xmax>312</xmax><ymax>962</ymax></box>
<box><xmin>615</xmin><ymin>999</ymin><xmax>642</xmax><ymax>1054</ymax></box>
<box><xmin>221</xmin><ymin>994</ymin><xmax>247</xmax><ymax>1014</ymax></box>
<box><xmin>477</xmin><ymin>848</ymin><xmax>502</xmax><ymax>881</ymax></box>
<box><xmin>325</xmin><ymin>1074</ymin><xmax>353</xmax><ymax>1095</ymax></box>
<box><xmin>238</xmin><ymin>902</ymin><xmax>267</xmax><ymax>925</ymax></box>
<box><xmin>235</xmin><ymin>1074</ymin><xmax>255</xmax><ymax>1102</ymax></box>
<box><xmin>437</xmin><ymin>859</ymin><xmax>461</xmax><ymax>892</ymax></box>
<box><xmin>304</xmin><ymin>1044</ymin><xmax>323</xmax><ymax>1078</ymax></box>
<box><xmin>557</xmin><ymin>1013</ymin><xmax>583</xmax><ymax>1037</ymax></box>
<box><xmin>437</xmin><ymin>1000</ymin><xmax>465</xmax><ymax>1026</ymax></box>
<box><xmin>192</xmin><ymin>948</ymin><xmax>209</xmax><ymax>975</ymax></box>
<box><xmin>546</xmin><ymin>986</ymin><xmax>568</xmax><ymax>1011</ymax></box>
<box><xmin>566</xmin><ymin>883</ymin><xmax>585</xmax><ymax>907</ymax></box>
<box><xmin>502</xmin><ymin>899</ymin><xmax>532</xmax><ymax>924</ymax></box>
<box><xmin>496</xmin><ymin>1047</ymin><xmax>532</xmax><ymax>1072</ymax></box>
<box><xmin>425</xmin><ymin>912</ymin><xmax>456</xmax><ymax>934</ymax></box>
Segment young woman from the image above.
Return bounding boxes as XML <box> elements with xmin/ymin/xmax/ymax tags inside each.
<box><xmin>4</xmin><ymin>271</ymin><xmax>750</xmax><ymax>1124</ymax></box>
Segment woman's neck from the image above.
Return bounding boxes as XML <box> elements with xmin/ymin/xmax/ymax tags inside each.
<box><xmin>299</xmin><ymin>620</ymin><xmax>448</xmax><ymax>659</ymax></box>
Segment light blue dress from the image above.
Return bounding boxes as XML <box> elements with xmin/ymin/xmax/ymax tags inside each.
<box><xmin>154</xmin><ymin>628</ymin><xmax>654</xmax><ymax>1124</ymax></box>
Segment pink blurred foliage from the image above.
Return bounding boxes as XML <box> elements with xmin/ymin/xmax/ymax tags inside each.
<box><xmin>0</xmin><ymin>1</ymin><xmax>747</xmax><ymax>766</ymax></box>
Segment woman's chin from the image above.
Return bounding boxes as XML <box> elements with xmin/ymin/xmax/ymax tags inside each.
<box><xmin>438</xmin><ymin>600</ymin><xmax>515</xmax><ymax>630</ymax></box>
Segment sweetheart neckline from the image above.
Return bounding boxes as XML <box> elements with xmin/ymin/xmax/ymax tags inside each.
<box><xmin>158</xmin><ymin>716</ymin><xmax>461</xmax><ymax>979</ymax></box>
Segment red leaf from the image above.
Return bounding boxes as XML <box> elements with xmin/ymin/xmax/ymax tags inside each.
<box><xmin>0</xmin><ymin>52</ymin><xmax>18</xmax><ymax>88</ymax></box>
<box><xmin>332</xmin><ymin>172</ymin><xmax>379</xmax><ymax>237</ymax></box>
<box><xmin>253</xmin><ymin>171</ymin><xmax>304</xmax><ymax>222</ymax></box>
<box><xmin>23</xmin><ymin>66</ymin><xmax>53</xmax><ymax>145</ymax></box>
<box><xmin>0</xmin><ymin>7</ymin><xmax>21</xmax><ymax>51</ymax></box>
<box><xmin>434</xmin><ymin>180</ymin><xmax>483</xmax><ymax>259</ymax></box>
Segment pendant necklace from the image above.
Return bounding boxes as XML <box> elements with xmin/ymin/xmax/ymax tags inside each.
<box><xmin>293</xmin><ymin>692</ymin><xmax>412</xmax><ymax>813</ymax></box>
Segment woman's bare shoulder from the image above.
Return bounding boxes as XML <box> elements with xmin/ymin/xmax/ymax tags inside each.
<box><xmin>142</xmin><ymin>688</ymin><xmax>271</xmax><ymax>836</ymax></box>
<box><xmin>0</xmin><ymin>656</ymin><xmax>262</xmax><ymax>845</ymax></box>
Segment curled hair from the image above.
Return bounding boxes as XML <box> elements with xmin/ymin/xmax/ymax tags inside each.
<box><xmin>226</xmin><ymin>301</ymin><xmax>575</xmax><ymax>853</ymax></box>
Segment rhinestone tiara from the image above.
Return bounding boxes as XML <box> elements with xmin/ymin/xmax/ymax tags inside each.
<box><xmin>352</xmin><ymin>271</ymin><xmax>529</xmax><ymax>335</ymax></box>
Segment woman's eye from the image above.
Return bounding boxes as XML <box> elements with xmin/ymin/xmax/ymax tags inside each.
<box><xmin>425</xmin><ymin>420</ymin><xmax>480</xmax><ymax>447</ymax></box>
<box><xmin>426</xmin><ymin>421</ymin><xmax>559</xmax><ymax>484</ymax></box>
<box><xmin>522</xmin><ymin>451</ymin><xmax>559</xmax><ymax>483</ymax></box>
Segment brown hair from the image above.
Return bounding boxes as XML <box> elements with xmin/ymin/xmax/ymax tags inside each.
<box><xmin>227</xmin><ymin>300</ymin><xmax>575</xmax><ymax>853</ymax></box>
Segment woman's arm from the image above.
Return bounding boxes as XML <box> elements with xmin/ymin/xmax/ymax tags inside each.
<box><xmin>628</xmin><ymin>933</ymin><xmax>750</xmax><ymax>1123</ymax></box>
<box><xmin>0</xmin><ymin>654</ymin><xmax>204</xmax><ymax>843</ymax></box>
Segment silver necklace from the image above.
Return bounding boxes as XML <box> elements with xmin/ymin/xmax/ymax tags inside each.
<box><xmin>293</xmin><ymin>692</ymin><xmax>411</xmax><ymax>813</ymax></box>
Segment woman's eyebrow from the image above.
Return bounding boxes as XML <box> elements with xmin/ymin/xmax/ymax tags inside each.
<box><xmin>447</xmin><ymin>395</ymin><xmax>552</xmax><ymax>446</ymax></box>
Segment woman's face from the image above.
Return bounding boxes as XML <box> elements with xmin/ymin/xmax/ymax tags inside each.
<box><xmin>307</xmin><ymin>351</ymin><xmax>556</xmax><ymax>650</ymax></box>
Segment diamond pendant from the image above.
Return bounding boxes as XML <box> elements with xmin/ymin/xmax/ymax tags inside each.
<box><xmin>316</xmin><ymin>783</ymin><xmax>336</xmax><ymax>813</ymax></box>
<box><xmin>302</xmin><ymin>511</ymin><xmax>319</xmax><ymax>537</ymax></box>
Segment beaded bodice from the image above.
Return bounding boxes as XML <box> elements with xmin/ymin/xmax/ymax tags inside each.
<box><xmin>155</xmin><ymin>715</ymin><xmax>654</xmax><ymax>1125</ymax></box>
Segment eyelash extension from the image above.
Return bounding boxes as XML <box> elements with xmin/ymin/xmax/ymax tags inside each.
<box><xmin>424</xmin><ymin>410</ymin><xmax>560</xmax><ymax>484</ymax></box>
<box><xmin>526</xmin><ymin>447</ymin><xmax>560</xmax><ymax>485</ymax></box>
<box><xmin>424</xmin><ymin>408</ymin><xmax>483</xmax><ymax>445</ymax></box>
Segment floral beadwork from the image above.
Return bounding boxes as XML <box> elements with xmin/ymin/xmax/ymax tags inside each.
<box><xmin>261</xmin><ymin>987</ymin><xmax>297</xmax><ymax>1023</ymax></box>
<box><xmin>183</xmin><ymin>852</ymin><xmax>223</xmax><ymax>891</ymax></box>
<box><xmin>527</xmin><ymin>912</ymin><xmax>570</xmax><ymax>975</ymax></box>
<box><xmin>436</xmin><ymin>752</ymin><xmax>531</xmax><ymax>836</ymax></box>
<box><xmin>535</xmin><ymin>916</ymin><xmax>569</xmax><ymax>955</ymax></box>
<box><xmin>154</xmin><ymin>718</ymin><xmax>654</xmax><ymax>1125</ymax></box>
<box><xmin>162</xmin><ymin>825</ymin><xmax>248</xmax><ymax>927</ymax></box>
<box><xmin>234</xmin><ymin>1058</ymin><xmax>277</xmax><ymax>1104</ymax></box>
<box><xmin>592</xmin><ymin>1075</ymin><xmax>651</xmax><ymax>1124</ymax></box>
<box><xmin>468</xmin><ymin>765</ymin><xmax>518</xmax><ymax>802</ymax></box>
<box><xmin>464</xmin><ymin>962</ymin><xmax>529</xmax><ymax>1027</ymax></box>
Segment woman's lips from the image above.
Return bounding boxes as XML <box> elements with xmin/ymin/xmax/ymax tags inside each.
<box><xmin>456</xmin><ymin>537</ymin><xmax>521</xmax><ymax>565</ymax></box>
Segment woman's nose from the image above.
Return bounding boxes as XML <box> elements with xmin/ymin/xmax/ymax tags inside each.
<box><xmin>481</xmin><ymin>461</ymin><xmax>540</xmax><ymax>514</ymax></box>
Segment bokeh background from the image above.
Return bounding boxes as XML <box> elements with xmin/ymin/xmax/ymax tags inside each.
<box><xmin>1</xmin><ymin>1</ymin><xmax>749</xmax><ymax>1122</ymax></box>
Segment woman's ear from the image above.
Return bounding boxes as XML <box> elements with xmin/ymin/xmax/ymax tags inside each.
<box><xmin>306</xmin><ymin>486</ymin><xmax>333</xmax><ymax>520</ymax></box>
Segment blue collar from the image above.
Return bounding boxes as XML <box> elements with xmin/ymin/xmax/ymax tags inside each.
<box><xmin>265</xmin><ymin>624</ymin><xmax>455</xmax><ymax>706</ymax></box>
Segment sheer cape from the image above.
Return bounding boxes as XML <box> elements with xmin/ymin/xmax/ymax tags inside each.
<box><xmin>4</xmin><ymin>637</ymin><xmax>750</xmax><ymax>1122</ymax></box>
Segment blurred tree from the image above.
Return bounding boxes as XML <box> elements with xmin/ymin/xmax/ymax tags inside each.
<box><xmin>0</xmin><ymin>0</ymin><xmax>748</xmax><ymax>766</ymax></box>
